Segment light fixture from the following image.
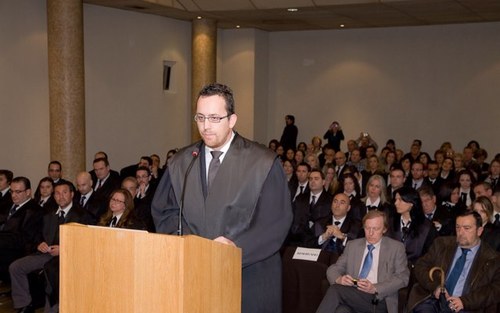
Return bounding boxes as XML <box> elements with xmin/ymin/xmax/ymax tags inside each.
<box><xmin>236</xmin><ymin>25</ymin><xmax>241</xmax><ymax>28</ymax></box>
<box><xmin>287</xmin><ymin>8</ymin><xmax>298</xmax><ymax>12</ymax></box>
<box><xmin>196</xmin><ymin>16</ymin><xmax>202</xmax><ymax>20</ymax></box>
<box><xmin>340</xmin><ymin>24</ymin><xmax>345</xmax><ymax>28</ymax></box>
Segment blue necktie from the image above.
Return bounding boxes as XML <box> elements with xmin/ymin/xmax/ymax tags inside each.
<box><xmin>446</xmin><ymin>248</ymin><xmax>470</xmax><ymax>295</ymax></box>
<box><xmin>359</xmin><ymin>244</ymin><xmax>374</xmax><ymax>279</ymax></box>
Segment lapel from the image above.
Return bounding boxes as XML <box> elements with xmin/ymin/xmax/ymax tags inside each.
<box><xmin>353</xmin><ymin>239</ymin><xmax>367</xmax><ymax>275</ymax></box>
<box><xmin>377</xmin><ymin>237</ymin><xmax>388</xmax><ymax>279</ymax></box>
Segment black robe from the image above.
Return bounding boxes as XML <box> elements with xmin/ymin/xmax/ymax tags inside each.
<box><xmin>152</xmin><ymin>133</ymin><xmax>293</xmax><ymax>313</ymax></box>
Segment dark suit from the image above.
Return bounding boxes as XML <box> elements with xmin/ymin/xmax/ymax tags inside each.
<box><xmin>289</xmin><ymin>179</ymin><xmax>309</xmax><ymax>202</ymax></box>
<box><xmin>288</xmin><ymin>191</ymin><xmax>332</xmax><ymax>248</ymax></box>
<box><xmin>350</xmin><ymin>199</ymin><xmax>392</xmax><ymax>223</ymax></box>
<box><xmin>318</xmin><ymin>214</ymin><xmax>362</xmax><ymax>255</ymax></box>
<box><xmin>0</xmin><ymin>190</ymin><xmax>13</xmax><ymax>215</ymax></box>
<box><xmin>90</xmin><ymin>169</ymin><xmax>120</xmax><ymax>188</ymax></box>
<box><xmin>119</xmin><ymin>163</ymin><xmax>138</xmax><ymax>181</ymax></box>
<box><xmin>0</xmin><ymin>200</ymin><xmax>43</xmax><ymax>279</ymax></box>
<box><xmin>482</xmin><ymin>223</ymin><xmax>500</xmax><ymax>252</ymax></box>
<box><xmin>425</xmin><ymin>177</ymin><xmax>445</xmax><ymax>200</ymax></box>
<box><xmin>152</xmin><ymin>134</ymin><xmax>293</xmax><ymax>313</ymax></box>
<box><xmin>74</xmin><ymin>191</ymin><xmax>107</xmax><ymax>224</ymax></box>
<box><xmin>427</xmin><ymin>205</ymin><xmax>454</xmax><ymax>236</ymax></box>
<box><xmin>93</xmin><ymin>174</ymin><xmax>121</xmax><ymax>202</ymax></box>
<box><xmin>134</xmin><ymin>183</ymin><xmax>157</xmax><ymax>232</ymax></box>
<box><xmin>9</xmin><ymin>205</ymin><xmax>92</xmax><ymax>309</ymax></box>
<box><xmin>316</xmin><ymin>237</ymin><xmax>409</xmax><ymax>313</ymax></box>
<box><xmin>408</xmin><ymin>236</ymin><xmax>500</xmax><ymax>312</ymax></box>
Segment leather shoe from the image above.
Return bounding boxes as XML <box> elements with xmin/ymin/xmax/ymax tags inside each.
<box><xmin>16</xmin><ymin>304</ymin><xmax>34</xmax><ymax>313</ymax></box>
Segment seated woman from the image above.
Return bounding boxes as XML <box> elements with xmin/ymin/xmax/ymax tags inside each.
<box><xmin>33</xmin><ymin>177</ymin><xmax>57</xmax><ymax>213</ymax></box>
<box><xmin>98</xmin><ymin>188</ymin><xmax>146</xmax><ymax>230</ymax></box>
<box><xmin>350</xmin><ymin>174</ymin><xmax>391</xmax><ymax>222</ymax></box>
<box><xmin>323</xmin><ymin>164</ymin><xmax>339</xmax><ymax>195</ymax></box>
<box><xmin>472</xmin><ymin>196</ymin><xmax>500</xmax><ymax>251</ymax></box>
<box><xmin>389</xmin><ymin>187</ymin><xmax>437</xmax><ymax>266</ymax></box>
<box><xmin>282</xmin><ymin>159</ymin><xmax>295</xmax><ymax>183</ymax></box>
<box><xmin>438</xmin><ymin>181</ymin><xmax>467</xmax><ymax>220</ymax></box>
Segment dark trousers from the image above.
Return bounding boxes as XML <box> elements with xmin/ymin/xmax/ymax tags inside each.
<box><xmin>242</xmin><ymin>252</ymin><xmax>282</xmax><ymax>313</ymax></box>
<box><xmin>316</xmin><ymin>284</ymin><xmax>387</xmax><ymax>313</ymax></box>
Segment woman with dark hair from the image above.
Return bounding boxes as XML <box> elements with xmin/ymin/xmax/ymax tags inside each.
<box><xmin>472</xmin><ymin>196</ymin><xmax>500</xmax><ymax>251</ymax></box>
<box><xmin>456</xmin><ymin>169</ymin><xmax>476</xmax><ymax>208</ymax></box>
<box><xmin>293</xmin><ymin>149</ymin><xmax>305</xmax><ymax>167</ymax></box>
<box><xmin>285</xmin><ymin>148</ymin><xmax>295</xmax><ymax>163</ymax></box>
<box><xmin>98</xmin><ymin>188</ymin><xmax>146</xmax><ymax>230</ymax></box>
<box><xmin>268</xmin><ymin>139</ymin><xmax>279</xmax><ymax>151</ymax></box>
<box><xmin>389</xmin><ymin>187</ymin><xmax>437</xmax><ymax>265</ymax></box>
<box><xmin>297</xmin><ymin>141</ymin><xmax>307</xmax><ymax>153</ymax></box>
<box><xmin>282</xmin><ymin>159</ymin><xmax>295</xmax><ymax>182</ymax></box>
<box><xmin>438</xmin><ymin>182</ymin><xmax>466</xmax><ymax>219</ymax></box>
<box><xmin>418</xmin><ymin>152</ymin><xmax>432</xmax><ymax>167</ymax></box>
<box><xmin>33</xmin><ymin>177</ymin><xmax>57</xmax><ymax>213</ymax></box>
<box><xmin>400</xmin><ymin>155</ymin><xmax>413</xmax><ymax>179</ymax></box>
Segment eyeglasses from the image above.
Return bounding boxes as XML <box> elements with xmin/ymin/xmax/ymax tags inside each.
<box><xmin>194</xmin><ymin>113</ymin><xmax>231</xmax><ymax>123</ymax></box>
<box><xmin>10</xmin><ymin>189</ymin><xmax>26</xmax><ymax>194</ymax></box>
<box><xmin>110</xmin><ymin>198</ymin><xmax>125</xmax><ymax>204</ymax></box>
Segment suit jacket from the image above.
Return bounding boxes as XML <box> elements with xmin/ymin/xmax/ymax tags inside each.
<box><xmin>408</xmin><ymin>236</ymin><xmax>500</xmax><ymax>312</ymax></box>
<box><xmin>74</xmin><ymin>191</ymin><xmax>107</xmax><ymax>224</ymax></box>
<box><xmin>326</xmin><ymin>236</ymin><xmax>409</xmax><ymax>313</ymax></box>
<box><xmin>318</xmin><ymin>214</ymin><xmax>362</xmax><ymax>254</ymax></box>
<box><xmin>90</xmin><ymin>169</ymin><xmax>120</xmax><ymax>187</ymax></box>
<box><xmin>0</xmin><ymin>190</ymin><xmax>13</xmax><ymax>215</ymax></box>
<box><xmin>387</xmin><ymin>217</ymin><xmax>437</xmax><ymax>265</ymax></box>
<box><xmin>93</xmin><ymin>175</ymin><xmax>121</xmax><ymax>202</ymax></box>
<box><xmin>429</xmin><ymin>205</ymin><xmax>454</xmax><ymax>236</ymax></box>
<box><xmin>288</xmin><ymin>179</ymin><xmax>309</xmax><ymax>202</ymax></box>
<box><xmin>350</xmin><ymin>199</ymin><xmax>392</xmax><ymax>223</ymax></box>
<box><xmin>0</xmin><ymin>199</ymin><xmax>43</xmax><ymax>254</ymax></box>
<box><xmin>134</xmin><ymin>183</ymin><xmax>157</xmax><ymax>232</ymax></box>
<box><xmin>424</xmin><ymin>177</ymin><xmax>445</xmax><ymax>199</ymax></box>
<box><xmin>482</xmin><ymin>223</ymin><xmax>500</xmax><ymax>252</ymax></box>
<box><xmin>288</xmin><ymin>191</ymin><xmax>332</xmax><ymax>247</ymax></box>
<box><xmin>37</xmin><ymin>205</ymin><xmax>93</xmax><ymax>247</ymax></box>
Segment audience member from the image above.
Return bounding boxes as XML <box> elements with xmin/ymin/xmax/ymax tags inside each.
<box><xmin>0</xmin><ymin>169</ymin><xmax>13</xmax><ymax>212</ymax></box>
<box><xmin>424</xmin><ymin>161</ymin><xmax>444</xmax><ymax>197</ymax></box>
<box><xmin>438</xmin><ymin>182</ymin><xmax>467</xmax><ymax>220</ymax></box>
<box><xmin>33</xmin><ymin>177</ymin><xmax>57</xmax><ymax>213</ymax></box>
<box><xmin>92</xmin><ymin>157</ymin><xmax>121</xmax><ymax>201</ymax></box>
<box><xmin>405</xmin><ymin>161</ymin><xmax>429</xmax><ymax>191</ymax></box>
<box><xmin>316</xmin><ymin>210</ymin><xmax>409</xmax><ymax>313</ymax></box>
<box><xmin>97</xmin><ymin>188</ymin><xmax>145</xmax><ymax>230</ymax></box>
<box><xmin>134</xmin><ymin>166</ymin><xmax>156</xmax><ymax>232</ymax></box>
<box><xmin>439</xmin><ymin>156</ymin><xmax>456</xmax><ymax>183</ymax></box>
<box><xmin>484</xmin><ymin>159</ymin><xmax>500</xmax><ymax>191</ymax></box>
<box><xmin>74</xmin><ymin>171</ymin><xmax>106</xmax><ymax>224</ymax></box>
<box><xmin>472</xmin><ymin>196</ymin><xmax>500</xmax><ymax>251</ymax></box>
<box><xmin>347</xmin><ymin>148</ymin><xmax>365</xmax><ymax>173</ymax></box>
<box><xmin>150</xmin><ymin>153</ymin><xmax>164</xmax><ymax>181</ymax></box>
<box><xmin>288</xmin><ymin>169</ymin><xmax>332</xmax><ymax>247</ymax></box>
<box><xmin>408</xmin><ymin>211</ymin><xmax>500</xmax><ymax>313</ymax></box>
<box><xmin>456</xmin><ymin>169</ymin><xmax>476</xmax><ymax>208</ymax></box>
<box><xmin>351</xmin><ymin>174</ymin><xmax>391</xmax><ymax>222</ymax></box>
<box><xmin>387</xmin><ymin>165</ymin><xmax>406</xmax><ymax>202</ymax></box>
<box><xmin>9</xmin><ymin>181</ymin><xmax>92</xmax><ymax>313</ymax></box>
<box><xmin>0</xmin><ymin>177</ymin><xmax>43</xmax><ymax>281</ymax></box>
<box><xmin>323</xmin><ymin>121</ymin><xmax>344</xmax><ymax>152</ymax></box>
<box><xmin>290</xmin><ymin>162</ymin><xmax>310</xmax><ymax>202</ymax></box>
<box><xmin>89</xmin><ymin>151</ymin><xmax>121</xmax><ymax>186</ymax></box>
<box><xmin>317</xmin><ymin>193</ymin><xmax>362</xmax><ymax>255</ymax></box>
<box><xmin>419</xmin><ymin>186</ymin><xmax>453</xmax><ymax>236</ymax></box>
<box><xmin>283</xmin><ymin>159</ymin><xmax>295</xmax><ymax>182</ymax></box>
<box><xmin>323</xmin><ymin>164</ymin><xmax>339</xmax><ymax>195</ymax></box>
<box><xmin>46</xmin><ymin>161</ymin><xmax>65</xmax><ymax>184</ymax></box>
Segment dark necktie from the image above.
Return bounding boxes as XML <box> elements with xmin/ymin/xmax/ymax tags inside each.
<box><xmin>208</xmin><ymin>151</ymin><xmax>223</xmax><ymax>189</ymax></box>
<box><xmin>413</xmin><ymin>183</ymin><xmax>417</xmax><ymax>189</ymax></box>
<box><xmin>310</xmin><ymin>195</ymin><xmax>316</xmax><ymax>206</ymax></box>
<box><xmin>359</xmin><ymin>244</ymin><xmax>375</xmax><ymax>279</ymax></box>
<box><xmin>8</xmin><ymin>204</ymin><xmax>19</xmax><ymax>219</ymax></box>
<box><xmin>461</xmin><ymin>192</ymin><xmax>467</xmax><ymax>203</ymax></box>
<box><xmin>495</xmin><ymin>214</ymin><xmax>500</xmax><ymax>227</ymax></box>
<box><xmin>299</xmin><ymin>185</ymin><xmax>304</xmax><ymax>194</ymax></box>
<box><xmin>110</xmin><ymin>216</ymin><xmax>117</xmax><ymax>227</ymax></box>
<box><xmin>367</xmin><ymin>205</ymin><xmax>377</xmax><ymax>211</ymax></box>
<box><xmin>58</xmin><ymin>211</ymin><xmax>66</xmax><ymax>225</ymax></box>
<box><xmin>492</xmin><ymin>178</ymin><xmax>498</xmax><ymax>188</ymax></box>
<box><xmin>426</xmin><ymin>213</ymin><xmax>433</xmax><ymax>220</ymax></box>
<box><xmin>349</xmin><ymin>194</ymin><xmax>354</xmax><ymax>200</ymax></box>
<box><xmin>80</xmin><ymin>195</ymin><xmax>86</xmax><ymax>207</ymax></box>
<box><xmin>39</xmin><ymin>199</ymin><xmax>44</xmax><ymax>206</ymax></box>
<box><xmin>401</xmin><ymin>221</ymin><xmax>410</xmax><ymax>242</ymax></box>
<box><xmin>446</xmin><ymin>248</ymin><xmax>470</xmax><ymax>295</ymax></box>
<box><xmin>96</xmin><ymin>180</ymin><xmax>102</xmax><ymax>190</ymax></box>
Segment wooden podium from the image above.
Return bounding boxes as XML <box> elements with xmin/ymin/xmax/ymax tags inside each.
<box><xmin>59</xmin><ymin>224</ymin><xmax>242</xmax><ymax>313</ymax></box>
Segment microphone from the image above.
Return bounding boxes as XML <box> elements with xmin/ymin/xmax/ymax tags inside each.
<box><xmin>178</xmin><ymin>148</ymin><xmax>199</xmax><ymax>235</ymax></box>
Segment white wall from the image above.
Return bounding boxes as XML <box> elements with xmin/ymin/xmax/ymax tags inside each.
<box><xmin>265</xmin><ymin>23</ymin><xmax>500</xmax><ymax>155</ymax></box>
<box><xmin>0</xmin><ymin>1</ymin><xmax>192</xmax><ymax>183</ymax></box>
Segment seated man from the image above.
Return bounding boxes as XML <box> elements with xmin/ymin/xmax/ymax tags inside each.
<box><xmin>316</xmin><ymin>210</ymin><xmax>409</xmax><ymax>313</ymax></box>
<box><xmin>317</xmin><ymin>193</ymin><xmax>362</xmax><ymax>255</ymax></box>
<box><xmin>9</xmin><ymin>181</ymin><xmax>92</xmax><ymax>313</ymax></box>
<box><xmin>408</xmin><ymin>211</ymin><xmax>500</xmax><ymax>313</ymax></box>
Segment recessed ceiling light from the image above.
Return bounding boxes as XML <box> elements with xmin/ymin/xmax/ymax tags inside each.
<box><xmin>197</xmin><ymin>16</ymin><xmax>202</xmax><ymax>20</ymax></box>
<box><xmin>340</xmin><ymin>24</ymin><xmax>345</xmax><ymax>28</ymax></box>
<box><xmin>236</xmin><ymin>25</ymin><xmax>241</xmax><ymax>28</ymax></box>
<box><xmin>287</xmin><ymin>8</ymin><xmax>298</xmax><ymax>12</ymax></box>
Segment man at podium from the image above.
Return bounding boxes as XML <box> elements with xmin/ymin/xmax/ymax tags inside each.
<box><xmin>152</xmin><ymin>83</ymin><xmax>293</xmax><ymax>313</ymax></box>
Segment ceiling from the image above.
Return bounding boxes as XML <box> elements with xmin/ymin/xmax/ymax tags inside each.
<box><xmin>83</xmin><ymin>0</ymin><xmax>500</xmax><ymax>31</ymax></box>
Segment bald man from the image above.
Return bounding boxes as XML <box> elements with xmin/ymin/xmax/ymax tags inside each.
<box><xmin>74</xmin><ymin>172</ymin><xmax>106</xmax><ymax>224</ymax></box>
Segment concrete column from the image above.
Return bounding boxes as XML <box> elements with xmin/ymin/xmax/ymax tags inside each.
<box><xmin>47</xmin><ymin>0</ymin><xmax>85</xmax><ymax>183</ymax></box>
<box><xmin>191</xmin><ymin>18</ymin><xmax>217</xmax><ymax>142</ymax></box>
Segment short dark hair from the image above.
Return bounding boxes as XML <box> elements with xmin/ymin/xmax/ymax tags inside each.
<box><xmin>297</xmin><ymin>162</ymin><xmax>311</xmax><ymax>172</ymax></box>
<box><xmin>0</xmin><ymin>169</ymin><xmax>14</xmax><ymax>183</ymax></box>
<box><xmin>12</xmin><ymin>176</ymin><xmax>31</xmax><ymax>190</ymax></box>
<box><xmin>310</xmin><ymin>169</ymin><xmax>325</xmax><ymax>180</ymax></box>
<box><xmin>93</xmin><ymin>157</ymin><xmax>110</xmax><ymax>167</ymax></box>
<box><xmin>286</xmin><ymin>115</ymin><xmax>295</xmax><ymax>123</ymax></box>
<box><xmin>54</xmin><ymin>180</ymin><xmax>75</xmax><ymax>193</ymax></box>
<box><xmin>136</xmin><ymin>166</ymin><xmax>151</xmax><ymax>176</ymax></box>
<box><xmin>457</xmin><ymin>211</ymin><xmax>483</xmax><ymax>228</ymax></box>
<box><xmin>198</xmin><ymin>83</ymin><xmax>235</xmax><ymax>115</ymax></box>
<box><xmin>48</xmin><ymin>161</ymin><xmax>62</xmax><ymax>170</ymax></box>
<box><xmin>140</xmin><ymin>156</ymin><xmax>153</xmax><ymax>167</ymax></box>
